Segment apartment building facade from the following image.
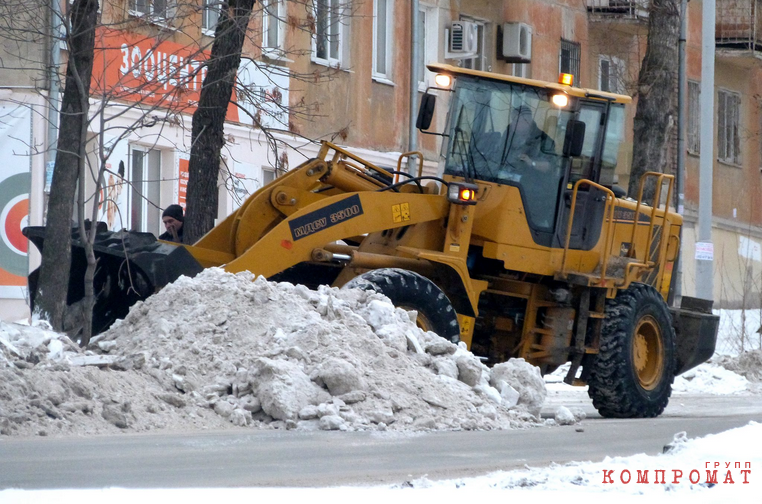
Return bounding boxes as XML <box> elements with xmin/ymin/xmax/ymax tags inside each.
<box><xmin>2</xmin><ymin>0</ymin><xmax>762</xmax><ymax>320</ymax></box>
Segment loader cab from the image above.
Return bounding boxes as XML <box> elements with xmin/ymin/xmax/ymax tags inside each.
<box><xmin>420</xmin><ymin>65</ymin><xmax>629</xmax><ymax>251</ymax></box>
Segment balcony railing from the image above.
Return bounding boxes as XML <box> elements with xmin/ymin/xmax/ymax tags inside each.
<box><xmin>716</xmin><ymin>0</ymin><xmax>762</xmax><ymax>51</ymax></box>
<box><xmin>587</xmin><ymin>0</ymin><xmax>649</xmax><ymax>20</ymax></box>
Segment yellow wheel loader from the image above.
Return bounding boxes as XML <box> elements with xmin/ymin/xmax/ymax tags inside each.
<box><xmin>25</xmin><ymin>64</ymin><xmax>719</xmax><ymax>418</ymax></box>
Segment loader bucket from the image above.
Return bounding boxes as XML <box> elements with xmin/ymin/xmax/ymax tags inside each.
<box><xmin>670</xmin><ymin>296</ymin><xmax>720</xmax><ymax>376</ymax></box>
<box><xmin>24</xmin><ymin>224</ymin><xmax>204</xmax><ymax>335</ymax></box>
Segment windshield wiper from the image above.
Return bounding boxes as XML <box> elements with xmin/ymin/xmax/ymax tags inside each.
<box><xmin>451</xmin><ymin>126</ymin><xmax>476</xmax><ymax>182</ymax></box>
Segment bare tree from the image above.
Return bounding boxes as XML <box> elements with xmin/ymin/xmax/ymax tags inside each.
<box><xmin>1</xmin><ymin>0</ymin><xmax>353</xmax><ymax>338</ymax></box>
<box><xmin>185</xmin><ymin>0</ymin><xmax>257</xmax><ymax>243</ymax></box>
<box><xmin>628</xmin><ymin>0</ymin><xmax>680</xmax><ymax>201</ymax></box>
<box><xmin>184</xmin><ymin>0</ymin><xmax>351</xmax><ymax>242</ymax></box>
<box><xmin>35</xmin><ymin>0</ymin><xmax>99</xmax><ymax>333</ymax></box>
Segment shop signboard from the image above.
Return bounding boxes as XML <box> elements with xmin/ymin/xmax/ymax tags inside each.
<box><xmin>0</xmin><ymin>103</ymin><xmax>31</xmax><ymax>298</ymax></box>
<box><xmin>91</xmin><ymin>28</ymin><xmax>238</xmax><ymax>121</ymax></box>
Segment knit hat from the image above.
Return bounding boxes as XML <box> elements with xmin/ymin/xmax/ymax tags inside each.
<box><xmin>162</xmin><ymin>204</ymin><xmax>184</xmax><ymax>222</ymax></box>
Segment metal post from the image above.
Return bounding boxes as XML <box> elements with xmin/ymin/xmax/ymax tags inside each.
<box><xmin>673</xmin><ymin>0</ymin><xmax>688</xmax><ymax>306</ymax></box>
<box><xmin>408</xmin><ymin>0</ymin><xmax>420</xmax><ymax>176</ymax></box>
<box><xmin>697</xmin><ymin>0</ymin><xmax>715</xmax><ymax>301</ymax></box>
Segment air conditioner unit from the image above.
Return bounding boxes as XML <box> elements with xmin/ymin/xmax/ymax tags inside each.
<box><xmin>445</xmin><ymin>21</ymin><xmax>478</xmax><ymax>59</ymax></box>
<box><xmin>501</xmin><ymin>22</ymin><xmax>532</xmax><ymax>63</ymax></box>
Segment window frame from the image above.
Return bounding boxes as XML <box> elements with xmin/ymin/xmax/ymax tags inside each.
<box><xmin>312</xmin><ymin>0</ymin><xmax>346</xmax><ymax>68</ymax></box>
<box><xmin>128</xmin><ymin>146</ymin><xmax>162</xmax><ymax>235</ymax></box>
<box><xmin>263</xmin><ymin>0</ymin><xmax>287</xmax><ymax>57</ymax></box>
<box><xmin>459</xmin><ymin>16</ymin><xmax>488</xmax><ymax>72</ymax></box>
<box><xmin>417</xmin><ymin>3</ymin><xmax>438</xmax><ymax>91</ymax></box>
<box><xmin>559</xmin><ymin>39</ymin><xmax>581</xmax><ymax>86</ymax></box>
<box><xmin>512</xmin><ymin>63</ymin><xmax>529</xmax><ymax>79</ymax></box>
<box><xmin>129</xmin><ymin>0</ymin><xmax>176</xmax><ymax>26</ymax></box>
<box><xmin>598</xmin><ymin>54</ymin><xmax>624</xmax><ymax>94</ymax></box>
<box><xmin>372</xmin><ymin>0</ymin><xmax>394</xmax><ymax>82</ymax></box>
<box><xmin>202</xmin><ymin>0</ymin><xmax>221</xmax><ymax>36</ymax></box>
<box><xmin>261</xmin><ymin>166</ymin><xmax>277</xmax><ymax>187</ymax></box>
<box><xmin>717</xmin><ymin>88</ymin><xmax>742</xmax><ymax>166</ymax></box>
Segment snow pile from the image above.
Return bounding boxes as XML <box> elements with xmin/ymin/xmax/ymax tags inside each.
<box><xmin>0</xmin><ymin>320</ymin><xmax>78</xmax><ymax>368</ymax></box>
<box><xmin>713</xmin><ymin>350</ymin><xmax>762</xmax><ymax>382</ymax></box>
<box><xmin>0</xmin><ymin>268</ymin><xmax>547</xmax><ymax>436</ymax></box>
<box><xmin>672</xmin><ymin>363</ymin><xmax>750</xmax><ymax>394</ymax></box>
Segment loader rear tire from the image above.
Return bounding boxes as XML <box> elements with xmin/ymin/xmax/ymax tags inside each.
<box><xmin>343</xmin><ymin>268</ymin><xmax>460</xmax><ymax>343</ymax></box>
<box><xmin>587</xmin><ymin>283</ymin><xmax>675</xmax><ymax>418</ymax></box>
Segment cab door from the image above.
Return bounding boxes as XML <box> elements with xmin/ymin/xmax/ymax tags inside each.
<box><xmin>557</xmin><ymin>102</ymin><xmax>608</xmax><ymax>251</ymax></box>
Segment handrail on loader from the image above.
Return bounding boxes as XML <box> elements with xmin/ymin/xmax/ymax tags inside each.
<box><xmin>618</xmin><ymin>171</ymin><xmax>675</xmax><ymax>289</ymax></box>
<box><xmin>560</xmin><ymin>179</ymin><xmax>617</xmax><ymax>281</ymax></box>
<box><xmin>395</xmin><ymin>151</ymin><xmax>424</xmax><ymax>183</ymax></box>
<box><xmin>627</xmin><ymin>171</ymin><xmax>675</xmax><ymax>262</ymax></box>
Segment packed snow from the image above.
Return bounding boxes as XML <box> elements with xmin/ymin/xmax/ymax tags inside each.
<box><xmin>0</xmin><ymin>269</ymin><xmax>547</xmax><ymax>437</ymax></box>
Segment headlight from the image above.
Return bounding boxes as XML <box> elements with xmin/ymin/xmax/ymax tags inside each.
<box><xmin>447</xmin><ymin>182</ymin><xmax>478</xmax><ymax>205</ymax></box>
<box><xmin>552</xmin><ymin>93</ymin><xmax>569</xmax><ymax>108</ymax></box>
<box><xmin>435</xmin><ymin>73</ymin><xmax>452</xmax><ymax>88</ymax></box>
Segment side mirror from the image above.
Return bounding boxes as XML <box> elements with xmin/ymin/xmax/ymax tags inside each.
<box><xmin>563</xmin><ymin>119</ymin><xmax>586</xmax><ymax>157</ymax></box>
<box><xmin>416</xmin><ymin>92</ymin><xmax>436</xmax><ymax>130</ymax></box>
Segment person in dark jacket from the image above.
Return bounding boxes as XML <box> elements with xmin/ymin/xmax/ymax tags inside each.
<box><xmin>159</xmin><ymin>204</ymin><xmax>184</xmax><ymax>243</ymax></box>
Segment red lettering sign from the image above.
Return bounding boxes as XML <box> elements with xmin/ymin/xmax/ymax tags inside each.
<box><xmin>178</xmin><ymin>158</ymin><xmax>189</xmax><ymax>209</ymax></box>
<box><xmin>91</xmin><ymin>28</ymin><xmax>238</xmax><ymax>121</ymax></box>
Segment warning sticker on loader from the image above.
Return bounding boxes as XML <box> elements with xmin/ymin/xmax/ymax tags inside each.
<box><xmin>289</xmin><ymin>194</ymin><xmax>364</xmax><ymax>241</ymax></box>
<box><xmin>392</xmin><ymin>203</ymin><xmax>411</xmax><ymax>223</ymax></box>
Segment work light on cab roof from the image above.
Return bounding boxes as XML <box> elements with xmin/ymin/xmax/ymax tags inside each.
<box><xmin>552</xmin><ymin>93</ymin><xmax>569</xmax><ymax>108</ymax></box>
<box><xmin>434</xmin><ymin>73</ymin><xmax>452</xmax><ymax>88</ymax></box>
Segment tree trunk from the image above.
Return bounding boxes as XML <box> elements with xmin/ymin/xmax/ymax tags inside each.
<box><xmin>34</xmin><ymin>0</ymin><xmax>99</xmax><ymax>331</ymax></box>
<box><xmin>184</xmin><ymin>0</ymin><xmax>256</xmax><ymax>243</ymax></box>
<box><xmin>628</xmin><ymin>0</ymin><xmax>680</xmax><ymax>203</ymax></box>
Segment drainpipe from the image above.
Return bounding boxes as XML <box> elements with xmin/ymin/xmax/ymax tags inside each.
<box><xmin>696</xmin><ymin>0</ymin><xmax>715</xmax><ymax>301</ymax></box>
<box><xmin>672</xmin><ymin>0</ymin><xmax>688</xmax><ymax>307</ymax></box>
<box><xmin>408</xmin><ymin>0</ymin><xmax>420</xmax><ymax>176</ymax></box>
<box><xmin>46</xmin><ymin>0</ymin><xmax>63</xmax><ymax>193</ymax></box>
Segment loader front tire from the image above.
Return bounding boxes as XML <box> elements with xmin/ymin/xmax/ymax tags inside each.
<box><xmin>343</xmin><ymin>268</ymin><xmax>460</xmax><ymax>343</ymax></box>
<box><xmin>587</xmin><ymin>283</ymin><xmax>675</xmax><ymax>418</ymax></box>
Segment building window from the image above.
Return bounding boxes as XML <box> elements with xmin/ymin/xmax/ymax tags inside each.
<box><xmin>373</xmin><ymin>0</ymin><xmax>394</xmax><ymax>80</ymax></box>
<box><xmin>313</xmin><ymin>0</ymin><xmax>345</xmax><ymax>66</ymax></box>
<box><xmin>512</xmin><ymin>63</ymin><xmax>529</xmax><ymax>79</ymax></box>
<box><xmin>460</xmin><ymin>18</ymin><xmax>487</xmax><ymax>71</ymax></box>
<box><xmin>202</xmin><ymin>0</ymin><xmax>221</xmax><ymax>34</ymax></box>
<box><xmin>559</xmin><ymin>39</ymin><xmax>580</xmax><ymax>86</ymax></box>
<box><xmin>262</xmin><ymin>167</ymin><xmax>276</xmax><ymax>187</ymax></box>
<box><xmin>263</xmin><ymin>0</ymin><xmax>286</xmax><ymax>52</ymax></box>
<box><xmin>599</xmin><ymin>55</ymin><xmax>624</xmax><ymax>94</ymax></box>
<box><xmin>416</xmin><ymin>4</ymin><xmax>438</xmax><ymax>89</ymax></box>
<box><xmin>718</xmin><ymin>89</ymin><xmax>742</xmax><ymax>165</ymax></box>
<box><xmin>130</xmin><ymin>0</ymin><xmax>175</xmax><ymax>23</ymax></box>
<box><xmin>687</xmin><ymin>80</ymin><xmax>700</xmax><ymax>154</ymax></box>
<box><xmin>129</xmin><ymin>147</ymin><xmax>162</xmax><ymax>234</ymax></box>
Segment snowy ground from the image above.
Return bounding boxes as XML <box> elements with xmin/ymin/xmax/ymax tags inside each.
<box><xmin>2</xmin><ymin>422</ymin><xmax>759</xmax><ymax>502</ymax></box>
<box><xmin>386</xmin><ymin>421</ymin><xmax>760</xmax><ymax>497</ymax></box>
